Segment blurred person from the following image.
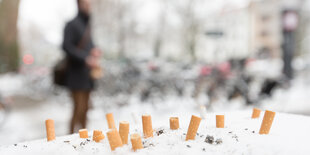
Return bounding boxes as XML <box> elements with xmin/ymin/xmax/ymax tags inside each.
<box><xmin>281</xmin><ymin>10</ymin><xmax>298</xmax><ymax>80</ymax></box>
<box><xmin>62</xmin><ymin>0</ymin><xmax>101</xmax><ymax>133</ymax></box>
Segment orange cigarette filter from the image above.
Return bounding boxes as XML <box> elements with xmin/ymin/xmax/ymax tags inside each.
<box><xmin>45</xmin><ymin>119</ymin><xmax>56</xmax><ymax>141</ymax></box>
<box><xmin>107</xmin><ymin>129</ymin><xmax>123</xmax><ymax>151</ymax></box>
<box><xmin>119</xmin><ymin>121</ymin><xmax>129</xmax><ymax>144</ymax></box>
<box><xmin>98</xmin><ymin>134</ymin><xmax>105</xmax><ymax>141</ymax></box>
<box><xmin>259</xmin><ymin>110</ymin><xmax>276</xmax><ymax>134</ymax></box>
<box><xmin>93</xmin><ymin>130</ymin><xmax>105</xmax><ymax>142</ymax></box>
<box><xmin>106</xmin><ymin>113</ymin><xmax>116</xmax><ymax>129</ymax></box>
<box><xmin>79</xmin><ymin>129</ymin><xmax>89</xmax><ymax>138</ymax></box>
<box><xmin>130</xmin><ymin>133</ymin><xmax>143</xmax><ymax>151</ymax></box>
<box><xmin>216</xmin><ymin>115</ymin><xmax>224</xmax><ymax>128</ymax></box>
<box><xmin>170</xmin><ymin>117</ymin><xmax>179</xmax><ymax>130</ymax></box>
<box><xmin>142</xmin><ymin>115</ymin><xmax>153</xmax><ymax>138</ymax></box>
<box><xmin>251</xmin><ymin>108</ymin><xmax>261</xmax><ymax>119</ymax></box>
<box><xmin>185</xmin><ymin>115</ymin><xmax>202</xmax><ymax>141</ymax></box>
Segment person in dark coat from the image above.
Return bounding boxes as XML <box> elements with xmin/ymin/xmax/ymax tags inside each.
<box><xmin>62</xmin><ymin>0</ymin><xmax>101</xmax><ymax>133</ymax></box>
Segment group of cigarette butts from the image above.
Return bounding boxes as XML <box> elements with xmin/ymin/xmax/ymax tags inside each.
<box><xmin>45</xmin><ymin>108</ymin><xmax>275</xmax><ymax>152</ymax></box>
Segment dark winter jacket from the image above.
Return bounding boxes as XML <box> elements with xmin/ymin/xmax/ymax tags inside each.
<box><xmin>62</xmin><ymin>11</ymin><xmax>94</xmax><ymax>90</ymax></box>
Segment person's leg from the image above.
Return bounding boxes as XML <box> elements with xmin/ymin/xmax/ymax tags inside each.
<box><xmin>80</xmin><ymin>91</ymin><xmax>90</xmax><ymax>129</ymax></box>
<box><xmin>70</xmin><ymin>90</ymin><xmax>90</xmax><ymax>133</ymax></box>
<box><xmin>70</xmin><ymin>91</ymin><xmax>80</xmax><ymax>134</ymax></box>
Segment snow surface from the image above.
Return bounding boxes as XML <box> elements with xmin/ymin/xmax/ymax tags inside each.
<box><xmin>261</xmin><ymin>74</ymin><xmax>310</xmax><ymax>115</ymax></box>
<box><xmin>0</xmin><ymin>111</ymin><xmax>309</xmax><ymax>155</ymax></box>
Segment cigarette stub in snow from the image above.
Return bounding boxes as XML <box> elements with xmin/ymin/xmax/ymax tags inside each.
<box><xmin>106</xmin><ymin>113</ymin><xmax>116</xmax><ymax>129</ymax></box>
<box><xmin>216</xmin><ymin>115</ymin><xmax>224</xmax><ymax>128</ymax></box>
<box><xmin>170</xmin><ymin>117</ymin><xmax>179</xmax><ymax>130</ymax></box>
<box><xmin>186</xmin><ymin>115</ymin><xmax>201</xmax><ymax>141</ymax></box>
<box><xmin>130</xmin><ymin>133</ymin><xmax>143</xmax><ymax>151</ymax></box>
<box><xmin>252</xmin><ymin>108</ymin><xmax>261</xmax><ymax>119</ymax></box>
<box><xmin>259</xmin><ymin>110</ymin><xmax>276</xmax><ymax>134</ymax></box>
<box><xmin>93</xmin><ymin>130</ymin><xmax>105</xmax><ymax>142</ymax></box>
<box><xmin>79</xmin><ymin>129</ymin><xmax>88</xmax><ymax>138</ymax></box>
<box><xmin>45</xmin><ymin>119</ymin><xmax>55</xmax><ymax>141</ymax></box>
<box><xmin>142</xmin><ymin>114</ymin><xmax>153</xmax><ymax>138</ymax></box>
<box><xmin>119</xmin><ymin>121</ymin><xmax>129</xmax><ymax>144</ymax></box>
<box><xmin>107</xmin><ymin>129</ymin><xmax>123</xmax><ymax>151</ymax></box>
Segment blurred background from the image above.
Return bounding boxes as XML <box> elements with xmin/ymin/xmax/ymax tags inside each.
<box><xmin>1</xmin><ymin>0</ymin><xmax>310</xmax><ymax>145</ymax></box>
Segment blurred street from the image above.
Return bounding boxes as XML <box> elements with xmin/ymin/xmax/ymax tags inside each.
<box><xmin>0</xmin><ymin>60</ymin><xmax>310</xmax><ymax>145</ymax></box>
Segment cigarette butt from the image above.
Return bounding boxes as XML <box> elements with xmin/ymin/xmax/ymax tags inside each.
<box><xmin>45</xmin><ymin>119</ymin><xmax>55</xmax><ymax>141</ymax></box>
<box><xmin>170</xmin><ymin>117</ymin><xmax>179</xmax><ymax>130</ymax></box>
<box><xmin>259</xmin><ymin>110</ymin><xmax>276</xmax><ymax>134</ymax></box>
<box><xmin>185</xmin><ymin>115</ymin><xmax>201</xmax><ymax>141</ymax></box>
<box><xmin>216</xmin><ymin>115</ymin><xmax>224</xmax><ymax>128</ymax></box>
<box><xmin>98</xmin><ymin>133</ymin><xmax>105</xmax><ymax>141</ymax></box>
<box><xmin>79</xmin><ymin>129</ymin><xmax>88</xmax><ymax>138</ymax></box>
<box><xmin>251</xmin><ymin>108</ymin><xmax>261</xmax><ymax>119</ymax></box>
<box><xmin>106</xmin><ymin>113</ymin><xmax>116</xmax><ymax>129</ymax></box>
<box><xmin>93</xmin><ymin>130</ymin><xmax>104</xmax><ymax>142</ymax></box>
<box><xmin>142</xmin><ymin>115</ymin><xmax>153</xmax><ymax>138</ymax></box>
<box><xmin>130</xmin><ymin>133</ymin><xmax>143</xmax><ymax>151</ymax></box>
<box><xmin>107</xmin><ymin>129</ymin><xmax>123</xmax><ymax>151</ymax></box>
<box><xmin>119</xmin><ymin>121</ymin><xmax>129</xmax><ymax>144</ymax></box>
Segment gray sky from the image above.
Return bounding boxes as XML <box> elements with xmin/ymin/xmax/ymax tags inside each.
<box><xmin>18</xmin><ymin>0</ymin><xmax>77</xmax><ymax>45</ymax></box>
<box><xmin>17</xmin><ymin>0</ymin><xmax>249</xmax><ymax>46</ymax></box>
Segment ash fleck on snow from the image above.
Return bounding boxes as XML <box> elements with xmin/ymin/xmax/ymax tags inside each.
<box><xmin>205</xmin><ymin>136</ymin><xmax>222</xmax><ymax>145</ymax></box>
<box><xmin>215</xmin><ymin>138</ymin><xmax>223</xmax><ymax>145</ymax></box>
<box><xmin>156</xmin><ymin>129</ymin><xmax>165</xmax><ymax>136</ymax></box>
<box><xmin>142</xmin><ymin>140</ymin><xmax>155</xmax><ymax>148</ymax></box>
<box><xmin>204</xmin><ymin>135</ymin><xmax>214</xmax><ymax>144</ymax></box>
<box><xmin>232</xmin><ymin>135</ymin><xmax>239</xmax><ymax>142</ymax></box>
<box><xmin>72</xmin><ymin>145</ymin><xmax>77</xmax><ymax>149</ymax></box>
<box><xmin>80</xmin><ymin>141</ymin><xmax>87</xmax><ymax>146</ymax></box>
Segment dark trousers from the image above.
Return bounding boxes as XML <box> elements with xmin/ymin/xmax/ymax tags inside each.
<box><xmin>70</xmin><ymin>90</ymin><xmax>90</xmax><ymax>134</ymax></box>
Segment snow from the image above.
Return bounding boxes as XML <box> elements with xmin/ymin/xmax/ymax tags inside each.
<box><xmin>261</xmin><ymin>74</ymin><xmax>310</xmax><ymax>115</ymax></box>
<box><xmin>0</xmin><ymin>59</ymin><xmax>310</xmax><ymax>154</ymax></box>
<box><xmin>0</xmin><ymin>111</ymin><xmax>310</xmax><ymax>155</ymax></box>
<box><xmin>0</xmin><ymin>74</ymin><xmax>25</xmax><ymax>97</ymax></box>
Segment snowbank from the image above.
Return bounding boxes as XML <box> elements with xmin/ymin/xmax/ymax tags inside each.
<box><xmin>0</xmin><ymin>74</ymin><xmax>25</xmax><ymax>97</ymax></box>
<box><xmin>1</xmin><ymin>111</ymin><xmax>309</xmax><ymax>155</ymax></box>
